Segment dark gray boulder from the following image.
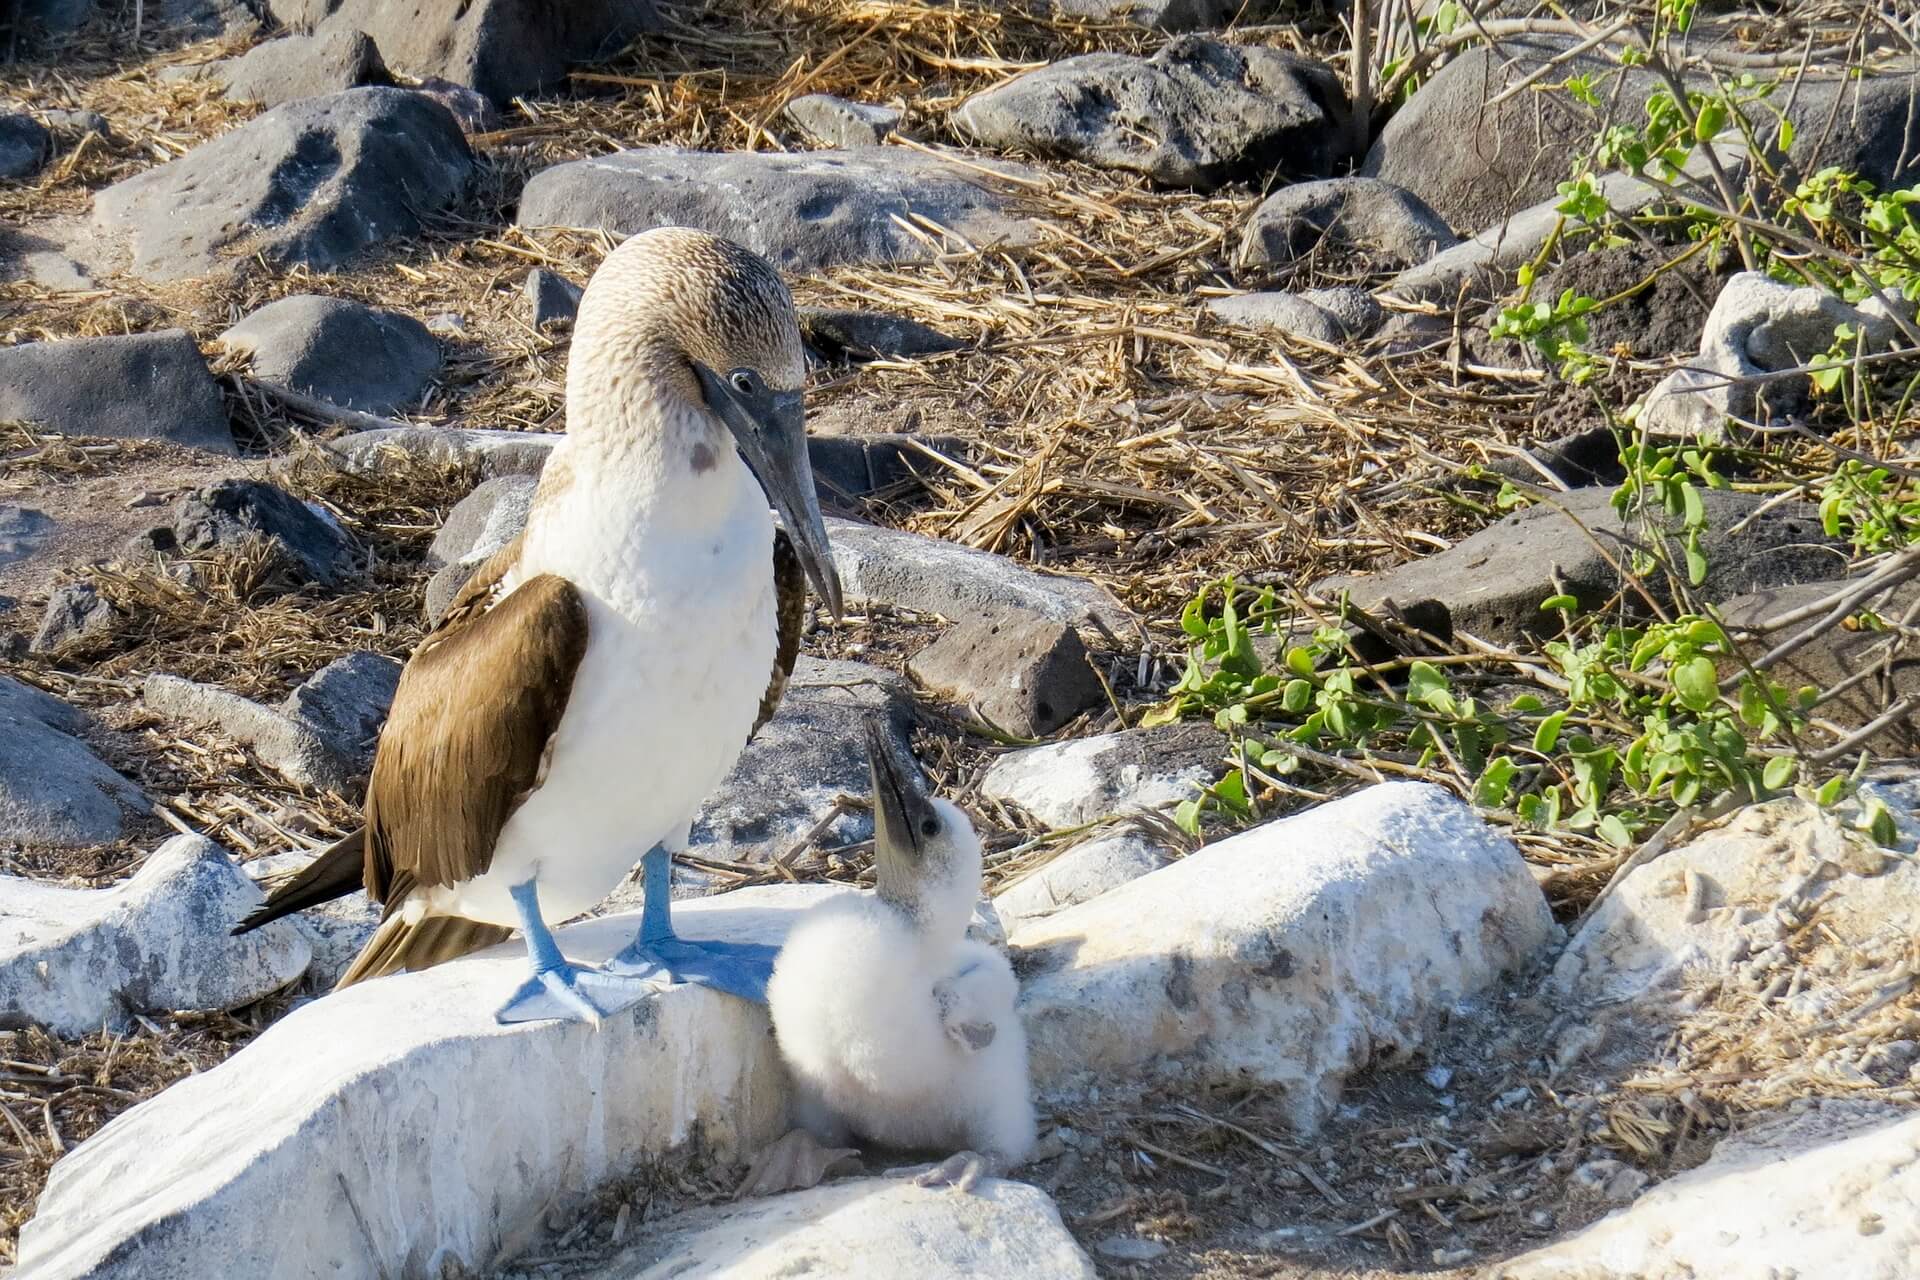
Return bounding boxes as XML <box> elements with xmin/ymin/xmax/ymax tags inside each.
<box><xmin>1206</xmin><ymin>288</ymin><xmax>1386</xmax><ymax>344</ymax></box>
<box><xmin>30</xmin><ymin>581</ymin><xmax>119</xmax><ymax>654</ymax></box>
<box><xmin>516</xmin><ymin>146</ymin><xmax>1042</xmax><ymax>274</ymax></box>
<box><xmin>909</xmin><ymin>613</ymin><xmax>1106</xmax><ymax>738</ymax></box>
<box><xmin>0</xmin><ymin>112</ymin><xmax>50</xmax><ymax>180</ymax></box>
<box><xmin>220</xmin><ymin>295</ymin><xmax>440</xmax><ymax>415</ymax></box>
<box><xmin>785</xmin><ymin>95</ymin><xmax>901</xmax><ymax>149</ymax></box>
<box><xmin>1236</xmin><ymin>176</ymin><xmax>1457</xmax><ymax>277</ymax></box>
<box><xmin>0</xmin><ymin>675</ymin><xmax>150</xmax><ymax>847</ymax></box>
<box><xmin>216</xmin><ymin>29</ymin><xmax>390</xmax><ymax>106</ymax></box>
<box><xmin>1035</xmin><ymin>0</ymin><xmax>1288</xmax><ymax>34</ymax></box>
<box><xmin>523</xmin><ymin>268</ymin><xmax>583</xmax><ymax>330</ymax></box>
<box><xmin>1315</xmin><ymin>487</ymin><xmax>1848</xmax><ymax>643</ymax></box>
<box><xmin>0</xmin><ymin>329</ymin><xmax>233</xmax><ymax>453</ymax></box>
<box><xmin>278</xmin><ymin>652</ymin><xmax>402</xmax><ymax>777</ymax></box>
<box><xmin>955</xmin><ymin>38</ymin><xmax>1347</xmax><ymax>190</ymax></box>
<box><xmin>268</xmin><ymin>0</ymin><xmax>659</xmax><ymax>106</ymax></box>
<box><xmin>1366</xmin><ymin>41</ymin><xmax>1920</xmax><ymax>233</ymax></box>
<box><xmin>798</xmin><ymin>307</ymin><xmax>964</xmax><ymax>362</ymax></box>
<box><xmin>170</xmin><ymin>480</ymin><xmax>358</xmax><ymax>589</ymax></box>
<box><xmin>92</xmin><ymin>87</ymin><xmax>473</xmax><ymax>282</ymax></box>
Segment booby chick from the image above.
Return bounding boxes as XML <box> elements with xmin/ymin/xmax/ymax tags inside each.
<box><xmin>756</xmin><ymin>719</ymin><xmax>1035</xmax><ymax>1194</ymax></box>
<box><xmin>234</xmin><ymin>227</ymin><xmax>843</xmax><ymax>1024</ymax></box>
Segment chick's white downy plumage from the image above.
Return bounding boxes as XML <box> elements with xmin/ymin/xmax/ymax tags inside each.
<box><xmin>763</xmin><ymin>722</ymin><xmax>1035</xmax><ymax>1192</ymax></box>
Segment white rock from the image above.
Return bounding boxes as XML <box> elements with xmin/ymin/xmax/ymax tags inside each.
<box><xmin>1014</xmin><ymin>782</ymin><xmax>1554</xmax><ymax>1131</ymax></box>
<box><xmin>827</xmin><ymin>517</ymin><xmax>1134</xmax><ymax>637</ymax></box>
<box><xmin>1498</xmin><ymin>1101</ymin><xmax>1920</xmax><ymax>1279</ymax></box>
<box><xmin>1642</xmin><ymin>271</ymin><xmax>1895</xmax><ymax>435</ymax></box>
<box><xmin>1551</xmin><ymin>797</ymin><xmax>1920</xmax><ymax>1006</ymax></box>
<box><xmin>325</xmin><ymin>424</ymin><xmax>556</xmax><ymax>478</ymax></box>
<box><xmin>995</xmin><ymin>830</ymin><xmax>1171</xmax><ymax>939</ymax></box>
<box><xmin>17</xmin><ymin>887</ymin><xmax>832</xmax><ymax>1280</ymax></box>
<box><xmin>0</xmin><ymin>834</ymin><xmax>310</xmax><ymax>1035</ymax></box>
<box><xmin>563</xmin><ymin>1176</ymin><xmax>1094</xmax><ymax>1278</ymax></box>
<box><xmin>241</xmin><ymin>849</ymin><xmax>380</xmax><ymax>988</ymax></box>
<box><xmin>981</xmin><ymin>723</ymin><xmax>1224</xmax><ymax>828</ymax></box>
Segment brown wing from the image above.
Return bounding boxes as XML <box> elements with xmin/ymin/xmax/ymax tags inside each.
<box><xmin>362</xmin><ymin>547</ymin><xmax>589</xmax><ymax>907</ymax></box>
<box><xmin>751</xmin><ymin>526</ymin><xmax>807</xmax><ymax>739</ymax></box>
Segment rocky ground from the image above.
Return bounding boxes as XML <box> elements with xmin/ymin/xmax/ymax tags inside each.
<box><xmin>3</xmin><ymin>0</ymin><xmax>1919</xmax><ymax>1275</ymax></box>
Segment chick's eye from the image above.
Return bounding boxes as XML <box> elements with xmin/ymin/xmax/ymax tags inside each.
<box><xmin>729</xmin><ymin>370</ymin><xmax>756</xmax><ymax>395</ymax></box>
<box><xmin>920</xmin><ymin>817</ymin><xmax>940</xmax><ymax>838</ymax></box>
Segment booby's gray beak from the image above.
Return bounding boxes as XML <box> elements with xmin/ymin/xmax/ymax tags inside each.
<box><xmin>693</xmin><ymin>363</ymin><xmax>845</xmax><ymax>621</ymax></box>
<box><xmin>865</xmin><ymin>717</ymin><xmax>926</xmax><ymax>882</ymax></box>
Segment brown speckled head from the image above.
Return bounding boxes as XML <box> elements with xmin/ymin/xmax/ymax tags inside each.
<box><xmin>568</xmin><ymin>227</ymin><xmax>806</xmax><ymax>424</ymax></box>
<box><xmin>565</xmin><ymin>226</ymin><xmax>844</xmax><ymax>618</ymax></box>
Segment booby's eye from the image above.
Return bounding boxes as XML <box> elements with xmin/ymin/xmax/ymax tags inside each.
<box><xmin>729</xmin><ymin>369</ymin><xmax>758</xmax><ymax>396</ymax></box>
<box><xmin>920</xmin><ymin>816</ymin><xmax>940</xmax><ymax>838</ymax></box>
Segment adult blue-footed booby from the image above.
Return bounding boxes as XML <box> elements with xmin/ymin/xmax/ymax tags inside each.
<box><xmin>235</xmin><ymin>227</ymin><xmax>843</xmax><ymax>1024</ymax></box>
<box><xmin>748</xmin><ymin>719</ymin><xmax>1035</xmax><ymax>1196</ymax></box>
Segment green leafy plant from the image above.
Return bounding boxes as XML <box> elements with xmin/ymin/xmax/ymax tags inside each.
<box><xmin>1819</xmin><ymin>460</ymin><xmax>1920</xmax><ymax>555</ymax></box>
<box><xmin>1612</xmin><ymin>442</ymin><xmax>1728</xmax><ymax>585</ymax></box>
<box><xmin>1490</xmin><ymin>284</ymin><xmax>1599</xmax><ymax>383</ymax></box>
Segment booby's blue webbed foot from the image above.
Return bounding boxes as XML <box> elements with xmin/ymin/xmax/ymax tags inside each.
<box><xmin>604</xmin><ymin>936</ymin><xmax>779</xmax><ymax>1003</ymax></box>
<box><xmin>600</xmin><ymin>843</ymin><xmax>777</xmax><ymax>1004</ymax></box>
<box><xmin>494</xmin><ymin>877</ymin><xmax>656</xmax><ymax>1025</ymax></box>
<box><xmin>495</xmin><ymin>962</ymin><xmax>651</xmax><ymax>1025</ymax></box>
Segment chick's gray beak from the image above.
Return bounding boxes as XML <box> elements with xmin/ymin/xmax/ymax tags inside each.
<box><xmin>694</xmin><ymin>364</ymin><xmax>845</xmax><ymax>621</ymax></box>
<box><xmin>865</xmin><ymin>717</ymin><xmax>918</xmax><ymax>868</ymax></box>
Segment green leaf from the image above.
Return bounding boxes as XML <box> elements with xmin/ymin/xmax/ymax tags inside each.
<box><xmin>1597</xmin><ymin>813</ymin><xmax>1632</xmax><ymax>848</ymax></box>
<box><xmin>1284</xmin><ymin>646</ymin><xmax>1316</xmax><ymax>678</ymax></box>
<box><xmin>1540</xmin><ymin>593</ymin><xmax>1579</xmax><ymax>612</ymax></box>
<box><xmin>1282</xmin><ymin>678</ymin><xmax>1314</xmax><ymax>713</ymax></box>
<box><xmin>1762</xmin><ymin>755</ymin><xmax>1795</xmax><ymax>790</ymax></box>
<box><xmin>1673</xmin><ymin>654</ymin><xmax>1719</xmax><ymax>711</ymax></box>
<box><xmin>1173</xmin><ymin>796</ymin><xmax>1203</xmax><ymax>836</ymax></box>
<box><xmin>1533</xmin><ymin>710</ymin><xmax>1568</xmax><ymax>754</ymax></box>
<box><xmin>1863</xmin><ymin>799</ymin><xmax>1899</xmax><ymax>848</ymax></box>
<box><xmin>1475</xmin><ymin>755</ymin><xmax>1518</xmax><ymax>807</ymax></box>
<box><xmin>1684</xmin><ymin>543</ymin><xmax>1709</xmax><ymax>586</ymax></box>
<box><xmin>1406</xmin><ymin>660</ymin><xmax>1450</xmax><ymax>709</ymax></box>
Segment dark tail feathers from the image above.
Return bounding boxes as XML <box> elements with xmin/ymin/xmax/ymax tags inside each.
<box><xmin>232</xmin><ymin>827</ymin><xmax>368</xmax><ymax>935</ymax></box>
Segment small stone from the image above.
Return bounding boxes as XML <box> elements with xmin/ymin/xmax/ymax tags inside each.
<box><xmin>828</xmin><ymin>517</ymin><xmax>1133</xmax><ymax>636</ymax></box>
<box><xmin>278</xmin><ymin>652</ymin><xmax>401</xmax><ymax>776</ymax></box>
<box><xmin>425</xmin><ymin>312</ymin><xmax>468</xmax><ymax>336</ymax></box>
<box><xmin>0</xmin><ymin>112</ymin><xmax>51</xmax><ymax>180</ymax></box>
<box><xmin>40</xmin><ymin>108</ymin><xmax>109</xmax><ymax>138</ymax></box>
<box><xmin>1236</xmin><ymin>177</ymin><xmax>1457</xmax><ymax>276</ymax></box>
<box><xmin>1016</xmin><ymin>783</ymin><xmax>1554</xmax><ymax>1130</ymax></box>
<box><xmin>0</xmin><ymin>834</ymin><xmax>309</xmax><ymax>1035</ymax></box>
<box><xmin>957</xmin><ymin>38</ymin><xmax>1345</xmax><ymax>191</ymax></box>
<box><xmin>1571</xmin><ymin>1158</ymin><xmax>1649</xmax><ymax>1204</ymax></box>
<box><xmin>30</xmin><ymin>581</ymin><xmax>119</xmax><ymax>654</ymax></box>
<box><xmin>0</xmin><ymin>675</ymin><xmax>150</xmax><ymax>847</ymax></box>
<box><xmin>981</xmin><ymin>722</ymin><xmax>1224</xmax><ymax>828</ymax></box>
<box><xmin>216</xmin><ymin>29</ymin><xmax>389</xmax><ymax>106</ymax></box>
<box><xmin>171</xmin><ymin>480</ymin><xmax>358</xmax><ymax>590</ymax></box>
<box><xmin>146</xmin><ymin>674</ymin><xmax>361</xmax><ymax>792</ymax></box>
<box><xmin>798</xmin><ymin>307</ymin><xmax>963</xmax><ymax>362</ymax></box>
<box><xmin>222</xmin><ymin>295</ymin><xmax>440</xmax><ymax>416</ymax></box>
<box><xmin>784</xmin><ymin>94</ymin><xmax>900</xmax><ymax>148</ymax></box>
<box><xmin>328</xmin><ymin>425</ymin><xmax>557</xmax><ymax>479</ymax></box>
<box><xmin>1095</xmin><ymin>1235</ymin><xmax>1167</xmax><ymax>1261</ymax></box>
<box><xmin>1300</xmin><ymin>286</ymin><xmax>1385</xmax><ymax>338</ymax></box>
<box><xmin>1424</xmin><ymin>1065</ymin><xmax>1454</xmax><ymax>1090</ymax></box>
<box><xmin>1314</xmin><ymin>486</ymin><xmax>1845</xmax><ymax>644</ymax></box>
<box><xmin>522</xmin><ymin>268</ymin><xmax>583</xmax><ymax>330</ymax></box>
<box><xmin>909</xmin><ymin>613</ymin><xmax>1105</xmax><ymax>737</ymax></box>
<box><xmin>0</xmin><ymin>505</ymin><xmax>54</xmax><ymax>570</ymax></box>
<box><xmin>1207</xmin><ymin>292</ymin><xmax>1345</xmax><ymax>345</ymax></box>
<box><xmin>1433</xmin><ymin>1247</ymin><xmax>1473</xmax><ymax>1266</ymax></box>
<box><xmin>516</xmin><ymin>146</ymin><xmax>1042</xmax><ymax>276</ymax></box>
<box><xmin>0</xmin><ymin>329</ymin><xmax>234</xmax><ymax>454</ymax></box>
